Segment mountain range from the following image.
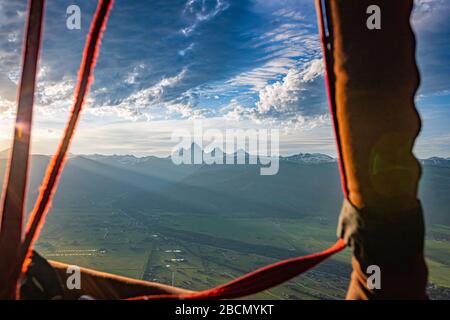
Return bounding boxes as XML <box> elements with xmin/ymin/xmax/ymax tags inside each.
<box><xmin>0</xmin><ymin>146</ymin><xmax>448</xmax><ymax>225</ymax></box>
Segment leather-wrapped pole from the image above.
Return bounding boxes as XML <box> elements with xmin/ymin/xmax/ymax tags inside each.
<box><xmin>320</xmin><ymin>0</ymin><xmax>428</xmax><ymax>299</ymax></box>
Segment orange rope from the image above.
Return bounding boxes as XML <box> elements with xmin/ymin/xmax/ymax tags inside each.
<box><xmin>16</xmin><ymin>0</ymin><xmax>114</xmax><ymax>292</ymax></box>
<box><xmin>0</xmin><ymin>0</ymin><xmax>45</xmax><ymax>300</ymax></box>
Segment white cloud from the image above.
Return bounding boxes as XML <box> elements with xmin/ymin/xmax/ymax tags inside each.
<box><xmin>36</xmin><ymin>77</ymin><xmax>73</xmax><ymax>105</ymax></box>
<box><xmin>273</xmin><ymin>9</ymin><xmax>305</xmax><ymax>21</ymax></box>
<box><xmin>125</xmin><ymin>68</ymin><xmax>186</xmax><ymax>106</ymax></box>
<box><xmin>228</xmin><ymin>58</ymin><xmax>296</xmax><ymax>91</ymax></box>
<box><xmin>33</xmin><ymin>76</ymin><xmax>75</xmax><ymax>118</ymax></box>
<box><xmin>0</xmin><ymin>66</ymin><xmax>189</xmax><ymax>123</ymax></box>
<box><xmin>7</xmin><ymin>32</ymin><xmax>18</xmax><ymax>43</ymax></box>
<box><xmin>0</xmin><ymin>64</ymin><xmax>76</xmax><ymax>120</ymax></box>
<box><xmin>178</xmin><ymin>43</ymin><xmax>195</xmax><ymax>56</ymax></box>
<box><xmin>227</xmin><ymin>21</ymin><xmax>321</xmax><ymax>91</ymax></box>
<box><xmin>89</xmin><ymin>68</ymin><xmax>201</xmax><ymax>121</ymax></box>
<box><xmin>7</xmin><ymin>68</ymin><xmax>20</xmax><ymax>84</ymax></box>
<box><xmin>124</xmin><ymin>64</ymin><xmax>145</xmax><ymax>85</ymax></box>
<box><xmin>300</xmin><ymin>59</ymin><xmax>324</xmax><ymax>82</ymax></box>
<box><xmin>114</xmin><ymin>68</ymin><xmax>187</xmax><ymax>115</ymax></box>
<box><xmin>256</xmin><ymin>59</ymin><xmax>324</xmax><ymax>114</ymax></box>
<box><xmin>181</xmin><ymin>0</ymin><xmax>230</xmax><ymax>36</ymax></box>
<box><xmin>166</xmin><ymin>102</ymin><xmax>207</xmax><ymax>119</ymax></box>
<box><xmin>224</xmin><ymin>99</ymin><xmax>250</xmax><ymax>120</ymax></box>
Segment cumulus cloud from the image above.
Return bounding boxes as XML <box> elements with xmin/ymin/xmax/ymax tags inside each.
<box><xmin>300</xmin><ymin>59</ymin><xmax>324</xmax><ymax>82</ymax></box>
<box><xmin>256</xmin><ymin>59</ymin><xmax>324</xmax><ymax>114</ymax></box>
<box><xmin>224</xmin><ymin>99</ymin><xmax>251</xmax><ymax>121</ymax></box>
<box><xmin>220</xmin><ymin>59</ymin><xmax>326</xmax><ymax>126</ymax></box>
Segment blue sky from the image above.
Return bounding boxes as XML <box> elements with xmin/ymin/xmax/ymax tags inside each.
<box><xmin>0</xmin><ymin>0</ymin><xmax>449</xmax><ymax>157</ymax></box>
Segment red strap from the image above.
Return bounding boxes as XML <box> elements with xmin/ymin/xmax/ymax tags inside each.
<box><xmin>17</xmin><ymin>0</ymin><xmax>114</xmax><ymax>284</ymax></box>
<box><xmin>128</xmin><ymin>240</ymin><xmax>345</xmax><ymax>300</ymax></box>
<box><xmin>0</xmin><ymin>0</ymin><xmax>45</xmax><ymax>300</ymax></box>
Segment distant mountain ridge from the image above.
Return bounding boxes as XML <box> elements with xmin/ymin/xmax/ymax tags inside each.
<box><xmin>280</xmin><ymin>153</ymin><xmax>335</xmax><ymax>164</ymax></box>
<box><xmin>84</xmin><ymin>143</ymin><xmax>337</xmax><ymax>165</ymax></box>
<box><xmin>81</xmin><ymin>147</ymin><xmax>450</xmax><ymax>167</ymax></box>
<box><xmin>0</xmin><ymin>147</ymin><xmax>448</xmax><ymax>225</ymax></box>
<box><xmin>420</xmin><ymin>157</ymin><xmax>450</xmax><ymax>168</ymax></box>
<box><xmin>1</xmin><ymin>147</ymin><xmax>450</xmax><ymax>167</ymax></box>
<box><xmin>85</xmin><ymin>154</ymin><xmax>160</xmax><ymax>166</ymax></box>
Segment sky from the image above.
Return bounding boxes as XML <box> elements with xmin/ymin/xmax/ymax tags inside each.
<box><xmin>0</xmin><ymin>0</ymin><xmax>449</xmax><ymax>157</ymax></box>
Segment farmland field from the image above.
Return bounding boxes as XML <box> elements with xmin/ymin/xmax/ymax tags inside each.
<box><xmin>35</xmin><ymin>206</ymin><xmax>450</xmax><ymax>299</ymax></box>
